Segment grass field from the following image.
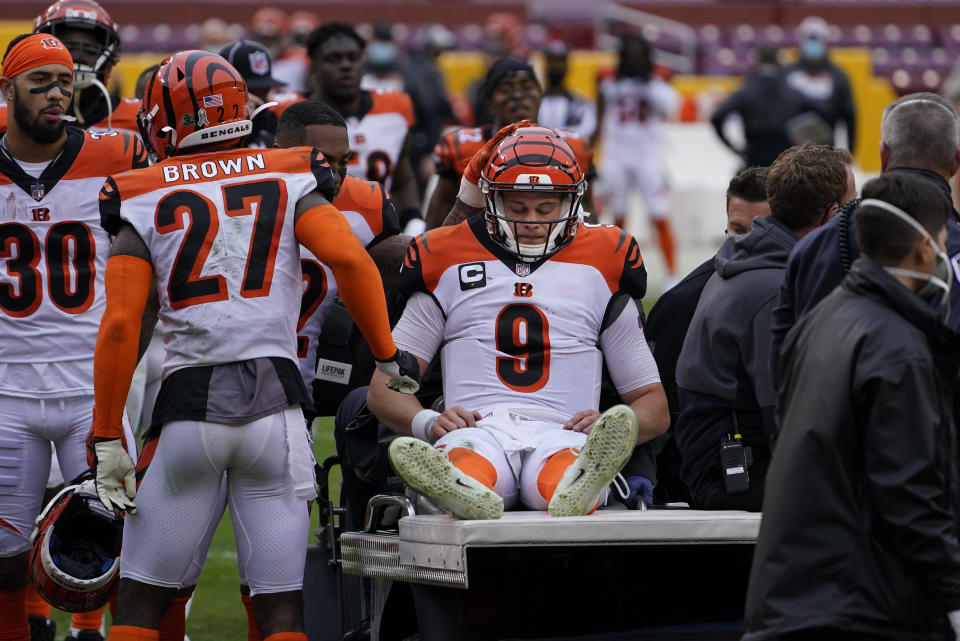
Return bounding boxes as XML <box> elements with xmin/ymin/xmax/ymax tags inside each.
<box><xmin>49</xmin><ymin>418</ymin><xmax>341</xmax><ymax>640</ymax></box>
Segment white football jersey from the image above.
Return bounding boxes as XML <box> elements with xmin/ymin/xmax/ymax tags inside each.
<box><xmin>296</xmin><ymin>175</ymin><xmax>399</xmax><ymax>387</ymax></box>
<box><xmin>0</xmin><ymin>128</ymin><xmax>148</xmax><ymax>397</ymax></box>
<box><xmin>599</xmin><ymin>74</ymin><xmax>678</xmax><ymax>149</ymax></box>
<box><xmin>345</xmin><ymin>89</ymin><xmax>414</xmax><ymax>192</ymax></box>
<box><xmin>102</xmin><ymin>146</ymin><xmax>331</xmax><ymax>377</ymax></box>
<box><xmin>394</xmin><ymin>217</ymin><xmax>652</xmax><ymax>418</ymax></box>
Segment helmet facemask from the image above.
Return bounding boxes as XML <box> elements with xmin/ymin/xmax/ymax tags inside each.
<box><xmin>482</xmin><ymin>179</ymin><xmax>584</xmax><ymax>262</ymax></box>
<box><xmin>479</xmin><ymin>126</ymin><xmax>587</xmax><ymax>262</ymax></box>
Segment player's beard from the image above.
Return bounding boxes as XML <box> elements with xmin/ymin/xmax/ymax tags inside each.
<box><xmin>12</xmin><ymin>87</ymin><xmax>67</xmax><ymax>145</ymax></box>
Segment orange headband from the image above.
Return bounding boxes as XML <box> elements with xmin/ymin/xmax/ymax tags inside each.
<box><xmin>1</xmin><ymin>34</ymin><xmax>74</xmax><ymax>79</ymax></box>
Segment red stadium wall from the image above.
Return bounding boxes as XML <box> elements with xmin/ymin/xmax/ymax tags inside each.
<box><xmin>8</xmin><ymin>1</ymin><xmax>960</xmax><ymax>28</ymax></box>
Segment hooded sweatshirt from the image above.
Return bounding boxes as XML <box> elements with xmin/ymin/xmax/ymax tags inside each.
<box><xmin>673</xmin><ymin>215</ymin><xmax>797</xmax><ymax>496</ymax></box>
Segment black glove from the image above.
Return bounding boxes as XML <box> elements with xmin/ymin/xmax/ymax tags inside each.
<box><xmin>375</xmin><ymin>349</ymin><xmax>421</xmax><ymax>394</ymax></box>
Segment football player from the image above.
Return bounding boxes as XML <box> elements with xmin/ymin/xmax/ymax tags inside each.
<box><xmin>595</xmin><ymin>33</ymin><xmax>680</xmax><ymax>282</ymax></box>
<box><xmin>425</xmin><ymin>57</ymin><xmax>596</xmax><ymax>229</ymax></box>
<box><xmin>367</xmin><ymin>126</ymin><xmax>669</xmax><ymax>519</ymax></box>
<box><xmin>91</xmin><ymin>51</ymin><xmax>417</xmax><ymax>641</ymax></box>
<box><xmin>168</xmin><ymin>98</ymin><xmax>411</xmax><ymax>641</ymax></box>
<box><xmin>0</xmin><ymin>33</ymin><xmax>145</xmax><ymax>641</ymax></box>
<box><xmin>305</xmin><ymin>22</ymin><xmax>423</xmax><ymax>234</ymax></box>
<box><xmin>273</xmin><ymin>100</ymin><xmax>410</xmax><ymax>414</ymax></box>
<box><xmin>0</xmin><ymin>0</ymin><xmax>141</xmax><ymax>136</ymax></box>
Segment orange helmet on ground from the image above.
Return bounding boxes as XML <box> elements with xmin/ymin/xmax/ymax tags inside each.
<box><xmin>138</xmin><ymin>50</ymin><xmax>251</xmax><ymax>161</ymax></box>
<box><xmin>480</xmin><ymin>126</ymin><xmax>586</xmax><ymax>262</ymax></box>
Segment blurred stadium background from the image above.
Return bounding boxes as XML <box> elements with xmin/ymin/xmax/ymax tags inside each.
<box><xmin>2</xmin><ymin>0</ymin><xmax>945</xmax><ymax>287</ymax></box>
<box><xmin>7</xmin><ymin>0</ymin><xmax>958</xmax><ymax>636</ymax></box>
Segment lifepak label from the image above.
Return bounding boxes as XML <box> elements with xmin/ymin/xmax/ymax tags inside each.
<box><xmin>315</xmin><ymin>358</ymin><xmax>352</xmax><ymax>384</ymax></box>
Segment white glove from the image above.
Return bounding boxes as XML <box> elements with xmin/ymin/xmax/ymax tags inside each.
<box><xmin>457</xmin><ymin>173</ymin><xmax>484</xmax><ymax>209</ymax></box>
<box><xmin>94</xmin><ymin>439</ymin><xmax>137</xmax><ymax>515</ymax></box>
<box><xmin>376</xmin><ymin>349</ymin><xmax>421</xmax><ymax>394</ymax></box>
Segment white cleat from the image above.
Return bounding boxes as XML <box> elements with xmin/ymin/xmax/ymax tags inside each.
<box><xmin>548</xmin><ymin>404</ymin><xmax>639</xmax><ymax>517</ymax></box>
<box><xmin>388</xmin><ymin>437</ymin><xmax>504</xmax><ymax>520</ymax></box>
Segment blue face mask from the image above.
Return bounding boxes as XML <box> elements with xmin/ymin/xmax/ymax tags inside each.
<box><xmin>368</xmin><ymin>41</ymin><xmax>397</xmax><ymax>67</ymax></box>
<box><xmin>801</xmin><ymin>38</ymin><xmax>826</xmax><ymax>61</ymax></box>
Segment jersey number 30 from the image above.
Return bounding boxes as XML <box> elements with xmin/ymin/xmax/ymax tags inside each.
<box><xmin>0</xmin><ymin>222</ymin><xmax>95</xmax><ymax>317</ymax></box>
<box><xmin>156</xmin><ymin>179</ymin><xmax>287</xmax><ymax>309</ymax></box>
<box><xmin>495</xmin><ymin>303</ymin><xmax>550</xmax><ymax>393</ymax></box>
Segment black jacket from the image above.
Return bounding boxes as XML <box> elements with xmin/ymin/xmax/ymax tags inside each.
<box><xmin>710</xmin><ymin>69</ymin><xmax>817</xmax><ymax>168</ymax></box>
<box><xmin>771</xmin><ymin>168</ymin><xmax>960</xmax><ymax>383</ymax></box>
<box><xmin>783</xmin><ymin>60</ymin><xmax>856</xmax><ymax>150</ymax></box>
<box><xmin>744</xmin><ymin>256</ymin><xmax>960</xmax><ymax>640</ymax></box>
<box><xmin>674</xmin><ymin>217</ymin><xmax>796</xmax><ymax>496</ymax></box>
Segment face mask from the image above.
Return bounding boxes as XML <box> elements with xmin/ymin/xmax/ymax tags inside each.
<box><xmin>860</xmin><ymin>199</ymin><xmax>952</xmax><ymax>309</ymax></box>
<box><xmin>800</xmin><ymin>38</ymin><xmax>826</xmax><ymax>61</ymax></box>
<box><xmin>368</xmin><ymin>41</ymin><xmax>397</xmax><ymax>67</ymax></box>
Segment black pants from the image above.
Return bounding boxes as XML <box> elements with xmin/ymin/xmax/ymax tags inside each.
<box><xmin>689</xmin><ymin>441</ymin><xmax>770</xmax><ymax>512</ymax></box>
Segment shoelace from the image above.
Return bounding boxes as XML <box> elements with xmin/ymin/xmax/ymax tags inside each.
<box><xmin>612</xmin><ymin>473</ymin><xmax>630</xmax><ymax>501</ymax></box>
<box><xmin>611</xmin><ymin>473</ymin><xmax>648</xmax><ymax>510</ymax></box>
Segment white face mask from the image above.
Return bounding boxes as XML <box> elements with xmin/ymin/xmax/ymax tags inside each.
<box><xmin>860</xmin><ymin>199</ymin><xmax>952</xmax><ymax>308</ymax></box>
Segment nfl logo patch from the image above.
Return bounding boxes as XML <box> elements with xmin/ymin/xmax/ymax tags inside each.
<box><xmin>515</xmin><ymin>263</ymin><xmax>530</xmax><ymax>277</ymax></box>
<box><xmin>249</xmin><ymin>51</ymin><xmax>269</xmax><ymax>76</ymax></box>
<box><xmin>30</xmin><ymin>182</ymin><xmax>45</xmax><ymax>201</ymax></box>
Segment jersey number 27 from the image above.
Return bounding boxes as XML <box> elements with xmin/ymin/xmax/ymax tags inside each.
<box><xmin>156</xmin><ymin>179</ymin><xmax>286</xmax><ymax>309</ymax></box>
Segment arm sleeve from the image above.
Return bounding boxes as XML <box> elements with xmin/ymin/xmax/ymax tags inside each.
<box><xmin>93</xmin><ymin>255</ymin><xmax>153</xmax><ymax>439</ymax></box>
<box><xmin>860</xmin><ymin>359</ymin><xmax>960</xmax><ymax>610</ymax></box>
<box><xmin>392</xmin><ymin>291</ymin><xmax>445</xmax><ymax>363</ymax></box>
<box><xmin>295</xmin><ymin>204</ymin><xmax>397</xmax><ymax>360</ymax></box>
<box><xmin>600</xmin><ymin>296</ymin><xmax>662</xmax><ymax>394</ymax></box>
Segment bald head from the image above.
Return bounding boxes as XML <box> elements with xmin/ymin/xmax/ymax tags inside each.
<box><xmin>880</xmin><ymin>92</ymin><xmax>960</xmax><ymax>176</ymax></box>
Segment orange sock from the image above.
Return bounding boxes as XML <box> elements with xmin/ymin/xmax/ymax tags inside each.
<box><xmin>71</xmin><ymin>604</ymin><xmax>104</xmax><ymax>631</ymax></box>
<box><xmin>652</xmin><ymin>217</ymin><xmax>677</xmax><ymax>274</ymax></box>
<box><xmin>537</xmin><ymin>448</ymin><xmax>603</xmax><ymax>514</ymax></box>
<box><xmin>263</xmin><ymin>634</ymin><xmax>307</xmax><ymax>641</ymax></box>
<box><xmin>157</xmin><ymin>593</ymin><xmax>191</xmax><ymax>641</ymax></box>
<box><xmin>537</xmin><ymin>448</ymin><xmax>579</xmax><ymax>503</ymax></box>
<box><xmin>241</xmin><ymin>592</ymin><xmax>262</xmax><ymax>641</ymax></box>
<box><xmin>108</xmin><ymin>625</ymin><xmax>159</xmax><ymax>641</ymax></box>
<box><xmin>24</xmin><ymin>583</ymin><xmax>50</xmax><ymax>619</ymax></box>
<box><xmin>446</xmin><ymin>447</ymin><xmax>497</xmax><ymax>490</ymax></box>
<box><xmin>0</xmin><ymin>585</ymin><xmax>28</xmax><ymax>641</ymax></box>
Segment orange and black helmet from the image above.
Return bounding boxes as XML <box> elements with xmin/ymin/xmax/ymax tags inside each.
<box><xmin>480</xmin><ymin>126</ymin><xmax>586</xmax><ymax>262</ymax></box>
<box><xmin>35</xmin><ymin>0</ymin><xmax>120</xmax><ymax>87</ymax></box>
<box><xmin>138</xmin><ymin>51</ymin><xmax>252</xmax><ymax>161</ymax></box>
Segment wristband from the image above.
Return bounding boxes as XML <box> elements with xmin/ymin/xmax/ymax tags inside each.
<box><xmin>457</xmin><ymin>175</ymin><xmax>484</xmax><ymax>209</ymax></box>
<box><xmin>411</xmin><ymin>408</ymin><xmax>440</xmax><ymax>443</ymax></box>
